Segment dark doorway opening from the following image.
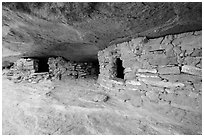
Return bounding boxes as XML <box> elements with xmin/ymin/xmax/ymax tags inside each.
<box><xmin>92</xmin><ymin>60</ymin><xmax>100</xmax><ymax>76</ymax></box>
<box><xmin>36</xmin><ymin>58</ymin><xmax>49</xmax><ymax>72</ymax></box>
<box><xmin>116</xmin><ymin>58</ymin><xmax>124</xmax><ymax>79</ymax></box>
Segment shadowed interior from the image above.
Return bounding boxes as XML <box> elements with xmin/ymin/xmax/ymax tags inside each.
<box><xmin>116</xmin><ymin>58</ymin><xmax>124</xmax><ymax>79</ymax></box>
<box><xmin>36</xmin><ymin>58</ymin><xmax>49</xmax><ymax>72</ymax></box>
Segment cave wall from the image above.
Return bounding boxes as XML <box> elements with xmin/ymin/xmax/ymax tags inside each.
<box><xmin>97</xmin><ymin>31</ymin><xmax>202</xmax><ymax>132</ymax></box>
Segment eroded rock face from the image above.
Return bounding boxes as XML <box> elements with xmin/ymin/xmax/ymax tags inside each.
<box><xmin>2</xmin><ymin>2</ymin><xmax>202</xmax><ymax>62</ymax></box>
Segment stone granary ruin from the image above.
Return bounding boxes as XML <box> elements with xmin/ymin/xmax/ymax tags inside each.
<box><xmin>6</xmin><ymin>57</ymin><xmax>98</xmax><ymax>83</ymax></box>
<box><xmin>98</xmin><ymin>31</ymin><xmax>202</xmax><ymax>130</ymax></box>
<box><xmin>2</xmin><ymin>2</ymin><xmax>202</xmax><ymax>135</ymax></box>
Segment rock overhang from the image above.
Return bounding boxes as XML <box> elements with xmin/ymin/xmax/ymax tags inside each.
<box><xmin>2</xmin><ymin>2</ymin><xmax>202</xmax><ymax>62</ymax></box>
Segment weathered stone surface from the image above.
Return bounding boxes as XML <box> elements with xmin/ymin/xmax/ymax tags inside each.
<box><xmin>159</xmin><ymin>74</ymin><xmax>201</xmax><ymax>83</ymax></box>
<box><xmin>165</xmin><ymin>88</ymin><xmax>174</xmax><ymax>94</ymax></box>
<box><xmin>184</xmin><ymin>56</ymin><xmax>201</xmax><ymax>67</ymax></box>
<box><xmin>188</xmin><ymin>92</ymin><xmax>199</xmax><ymax>99</ymax></box>
<box><xmin>179</xmin><ymin>36</ymin><xmax>202</xmax><ymax>55</ymax></box>
<box><xmin>124</xmin><ymin>86</ymin><xmax>140</xmax><ymax>91</ymax></box>
<box><xmin>158</xmin><ymin>66</ymin><xmax>180</xmax><ymax>75</ymax></box>
<box><xmin>196</xmin><ymin>62</ymin><xmax>202</xmax><ymax>69</ymax></box>
<box><xmin>191</xmin><ymin>48</ymin><xmax>202</xmax><ymax>57</ymax></box>
<box><xmin>123</xmin><ymin>58</ymin><xmax>138</xmax><ymax>68</ymax></box>
<box><xmin>181</xmin><ymin>65</ymin><xmax>202</xmax><ymax>76</ymax></box>
<box><xmin>109</xmin><ymin>79</ymin><xmax>124</xmax><ymax>85</ymax></box>
<box><xmin>173</xmin><ymin>46</ymin><xmax>182</xmax><ymax>55</ymax></box>
<box><xmin>139</xmin><ymin>78</ymin><xmax>184</xmax><ymax>88</ymax></box>
<box><xmin>160</xmin><ymin>93</ymin><xmax>176</xmax><ymax>102</ymax></box>
<box><xmin>146</xmin><ymin>91</ymin><xmax>159</xmax><ymax>102</ymax></box>
<box><xmin>14</xmin><ymin>58</ymin><xmax>38</xmax><ymax>72</ymax></box>
<box><xmin>166</xmin><ymin>56</ymin><xmax>178</xmax><ymax>65</ymax></box>
<box><xmin>92</xmin><ymin>94</ymin><xmax>109</xmax><ymax>102</ymax></box>
<box><xmin>125</xmin><ymin>80</ymin><xmax>141</xmax><ymax>86</ymax></box>
<box><xmin>145</xmin><ymin>85</ymin><xmax>164</xmax><ymax>93</ymax></box>
<box><xmin>136</xmin><ymin>73</ymin><xmax>159</xmax><ymax>78</ymax></box>
<box><xmin>124</xmin><ymin>67</ymin><xmax>132</xmax><ymax>73</ymax></box>
<box><xmin>129</xmin><ymin>96</ymin><xmax>143</xmax><ymax>107</ymax></box>
<box><xmin>137</xmin><ymin>68</ymin><xmax>157</xmax><ymax>74</ymax></box>
<box><xmin>182</xmin><ymin>111</ymin><xmax>202</xmax><ymax>130</ymax></box>
<box><xmin>138</xmin><ymin>76</ymin><xmax>162</xmax><ymax>82</ymax></box>
<box><xmin>115</xmin><ymin>91</ymin><xmax>131</xmax><ymax>101</ymax></box>
<box><xmin>145</xmin><ymin>37</ymin><xmax>164</xmax><ymax>51</ymax></box>
<box><xmin>165</xmin><ymin>47</ymin><xmax>175</xmax><ymax>57</ymax></box>
<box><xmin>193</xmin><ymin>83</ymin><xmax>202</xmax><ymax>91</ymax></box>
<box><xmin>48</xmin><ymin>57</ymin><xmax>97</xmax><ymax>79</ymax></box>
<box><xmin>124</xmin><ymin>71</ymin><xmax>136</xmax><ymax>80</ymax></box>
<box><xmin>167</xmin><ymin>107</ymin><xmax>186</xmax><ymax>122</ymax></box>
<box><xmin>148</xmin><ymin>54</ymin><xmax>168</xmax><ymax>66</ymax></box>
<box><xmin>120</xmin><ymin>45</ymin><xmax>133</xmax><ymax>59</ymax></box>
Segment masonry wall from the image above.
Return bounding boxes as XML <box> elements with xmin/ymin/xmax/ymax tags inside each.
<box><xmin>48</xmin><ymin>57</ymin><xmax>97</xmax><ymax>79</ymax></box>
<box><xmin>98</xmin><ymin>31</ymin><xmax>202</xmax><ymax>133</ymax></box>
<box><xmin>14</xmin><ymin>58</ymin><xmax>39</xmax><ymax>72</ymax></box>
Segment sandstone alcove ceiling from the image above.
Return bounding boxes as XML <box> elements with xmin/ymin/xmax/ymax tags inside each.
<box><xmin>2</xmin><ymin>2</ymin><xmax>202</xmax><ymax>63</ymax></box>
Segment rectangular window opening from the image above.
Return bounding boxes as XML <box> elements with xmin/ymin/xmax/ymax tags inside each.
<box><xmin>36</xmin><ymin>58</ymin><xmax>49</xmax><ymax>72</ymax></box>
<box><xmin>116</xmin><ymin>58</ymin><xmax>124</xmax><ymax>79</ymax></box>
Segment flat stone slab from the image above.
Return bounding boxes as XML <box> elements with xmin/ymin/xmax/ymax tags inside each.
<box><xmin>124</xmin><ymin>67</ymin><xmax>132</xmax><ymax>73</ymax></box>
<box><xmin>31</xmin><ymin>72</ymin><xmax>49</xmax><ymax>76</ymax></box>
<box><xmin>81</xmin><ymin>92</ymin><xmax>109</xmax><ymax>102</ymax></box>
<box><xmin>139</xmin><ymin>78</ymin><xmax>185</xmax><ymax>88</ymax></box>
<box><xmin>125</xmin><ymin>80</ymin><xmax>141</xmax><ymax>86</ymax></box>
<box><xmin>181</xmin><ymin>65</ymin><xmax>202</xmax><ymax>76</ymax></box>
<box><xmin>136</xmin><ymin>73</ymin><xmax>160</xmax><ymax>78</ymax></box>
<box><xmin>92</xmin><ymin>94</ymin><xmax>109</xmax><ymax>102</ymax></box>
<box><xmin>158</xmin><ymin>66</ymin><xmax>180</xmax><ymax>74</ymax></box>
<box><xmin>137</xmin><ymin>68</ymin><xmax>157</xmax><ymax>73</ymax></box>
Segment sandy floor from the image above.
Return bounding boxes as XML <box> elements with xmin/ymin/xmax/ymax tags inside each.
<box><xmin>2</xmin><ymin>75</ymin><xmax>198</xmax><ymax>135</ymax></box>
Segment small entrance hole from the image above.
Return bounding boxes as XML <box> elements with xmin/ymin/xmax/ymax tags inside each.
<box><xmin>116</xmin><ymin>58</ymin><xmax>124</xmax><ymax>79</ymax></box>
<box><xmin>36</xmin><ymin>58</ymin><xmax>49</xmax><ymax>72</ymax></box>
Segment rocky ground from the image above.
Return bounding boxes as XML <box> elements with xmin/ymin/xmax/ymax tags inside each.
<box><xmin>2</xmin><ymin>72</ymin><xmax>200</xmax><ymax>135</ymax></box>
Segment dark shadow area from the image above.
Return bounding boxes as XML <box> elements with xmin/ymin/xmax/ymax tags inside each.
<box><xmin>2</xmin><ymin>61</ymin><xmax>14</xmax><ymax>69</ymax></box>
<box><xmin>116</xmin><ymin>58</ymin><xmax>124</xmax><ymax>79</ymax></box>
<box><xmin>36</xmin><ymin>58</ymin><xmax>49</xmax><ymax>72</ymax></box>
<box><xmin>92</xmin><ymin>60</ymin><xmax>100</xmax><ymax>76</ymax></box>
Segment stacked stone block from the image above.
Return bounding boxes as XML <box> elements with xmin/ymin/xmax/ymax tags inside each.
<box><xmin>47</xmin><ymin>57</ymin><xmax>96</xmax><ymax>79</ymax></box>
<box><xmin>98</xmin><ymin>31</ymin><xmax>202</xmax><ymax>133</ymax></box>
<box><xmin>5</xmin><ymin>58</ymin><xmax>50</xmax><ymax>83</ymax></box>
<box><xmin>14</xmin><ymin>58</ymin><xmax>39</xmax><ymax>72</ymax></box>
